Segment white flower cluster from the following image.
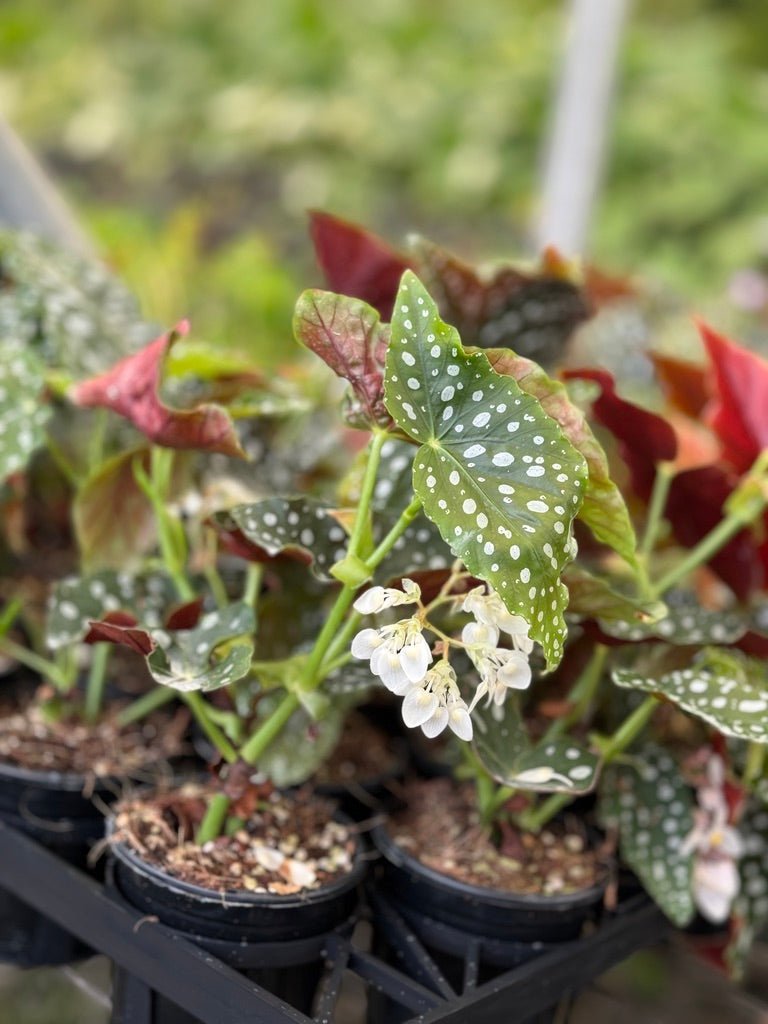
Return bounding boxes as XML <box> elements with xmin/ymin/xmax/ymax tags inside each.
<box><xmin>350</xmin><ymin>579</ymin><xmax>534</xmax><ymax>743</ymax></box>
<box><xmin>680</xmin><ymin>755</ymin><xmax>743</xmax><ymax>923</ymax></box>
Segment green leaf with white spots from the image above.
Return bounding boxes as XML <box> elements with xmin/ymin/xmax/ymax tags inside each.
<box><xmin>0</xmin><ymin>340</ymin><xmax>51</xmax><ymax>483</ymax></box>
<box><xmin>563</xmin><ymin>565</ymin><xmax>666</xmax><ymax>625</ymax></box>
<box><xmin>482</xmin><ymin>348</ymin><xmax>638</xmax><ymax>569</ymax></box>
<box><xmin>598</xmin><ymin>748</ymin><xmax>695</xmax><ymax>927</ymax></box>
<box><xmin>601</xmin><ymin>602</ymin><xmax>747</xmax><ymax>645</ymax></box>
<box><xmin>612</xmin><ymin>648</ymin><xmax>768</xmax><ymax>743</ymax></box>
<box><xmin>728</xmin><ymin>798</ymin><xmax>768</xmax><ymax>976</ymax></box>
<box><xmin>472</xmin><ymin>699</ymin><xmax>599</xmax><ymax>793</ymax></box>
<box><xmin>148</xmin><ymin>602</ymin><xmax>255</xmax><ymax>693</ymax></box>
<box><xmin>214</xmin><ymin>498</ymin><xmax>350</xmax><ymax>581</ymax></box>
<box><xmin>384</xmin><ymin>271</ymin><xmax>588</xmax><ymax>670</ymax></box>
<box><xmin>46</xmin><ymin>570</ymin><xmax>177</xmax><ymax>650</ymax></box>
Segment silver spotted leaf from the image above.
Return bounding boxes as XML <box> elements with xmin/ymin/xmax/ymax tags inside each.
<box><xmin>0</xmin><ymin>339</ymin><xmax>51</xmax><ymax>483</ymax></box>
<box><xmin>601</xmin><ymin>602</ymin><xmax>747</xmax><ymax>645</ymax></box>
<box><xmin>728</xmin><ymin>798</ymin><xmax>768</xmax><ymax>976</ymax></box>
<box><xmin>148</xmin><ymin>602</ymin><xmax>255</xmax><ymax>693</ymax></box>
<box><xmin>214</xmin><ymin>498</ymin><xmax>349</xmax><ymax>581</ymax></box>
<box><xmin>324</xmin><ymin>662</ymin><xmax>376</xmax><ymax>696</ymax></box>
<box><xmin>472</xmin><ymin>698</ymin><xmax>599</xmax><ymax>794</ymax></box>
<box><xmin>384</xmin><ymin>271</ymin><xmax>588</xmax><ymax>669</ymax></box>
<box><xmin>46</xmin><ymin>570</ymin><xmax>177</xmax><ymax>650</ymax></box>
<box><xmin>598</xmin><ymin>748</ymin><xmax>695</xmax><ymax>927</ymax></box>
<box><xmin>612</xmin><ymin>648</ymin><xmax>768</xmax><ymax>743</ymax></box>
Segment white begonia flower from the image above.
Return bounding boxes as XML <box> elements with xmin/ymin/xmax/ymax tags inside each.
<box><xmin>680</xmin><ymin>755</ymin><xmax>743</xmax><ymax>924</ymax></box>
<box><xmin>351</xmin><ymin>616</ymin><xmax>431</xmax><ymax>694</ymax></box>
<box><xmin>353</xmin><ymin>578</ymin><xmax>421</xmax><ymax>615</ymax></box>
<box><xmin>401</xmin><ymin>661</ymin><xmax>473</xmax><ymax>741</ymax></box>
<box><xmin>462</xmin><ymin>586</ymin><xmax>533</xmax><ymax>654</ymax></box>
<box><xmin>467</xmin><ymin>647</ymin><xmax>532</xmax><ymax>713</ymax></box>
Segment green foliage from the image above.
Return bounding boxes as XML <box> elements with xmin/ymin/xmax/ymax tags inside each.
<box><xmin>385</xmin><ymin>272</ymin><xmax>587</xmax><ymax>669</ymax></box>
<box><xmin>0</xmin><ymin>339</ymin><xmax>50</xmax><ymax>483</ymax></box>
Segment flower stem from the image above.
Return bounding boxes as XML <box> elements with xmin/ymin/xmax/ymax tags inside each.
<box><xmin>347</xmin><ymin>430</ymin><xmax>388</xmax><ymax>557</ymax></box>
<box><xmin>243</xmin><ymin>564</ymin><xmax>263</xmax><ymax>608</ymax></box>
<box><xmin>116</xmin><ymin>685</ymin><xmax>176</xmax><ymax>726</ymax></box>
<box><xmin>639</xmin><ymin>461</ymin><xmax>674</xmax><ymax>561</ymax></box>
<box><xmin>195</xmin><ymin>793</ymin><xmax>231</xmax><ymax>845</ymax></box>
<box><xmin>239</xmin><ymin>692</ymin><xmax>300</xmax><ymax>765</ymax></box>
<box><xmin>83</xmin><ymin>643</ymin><xmax>110</xmax><ymax>725</ymax></box>
<box><xmin>183</xmin><ymin>691</ymin><xmax>238</xmax><ymax>764</ymax></box>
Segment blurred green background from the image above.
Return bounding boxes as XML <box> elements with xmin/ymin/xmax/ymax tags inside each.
<box><xmin>3</xmin><ymin>0</ymin><xmax>768</xmax><ymax>363</ymax></box>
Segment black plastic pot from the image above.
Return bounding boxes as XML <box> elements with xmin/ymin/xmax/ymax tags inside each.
<box><xmin>369</xmin><ymin>824</ymin><xmax>607</xmax><ymax>1024</ymax></box>
<box><xmin>108</xmin><ymin>824</ymin><xmax>367</xmax><ymax>1023</ymax></box>
<box><xmin>0</xmin><ymin>760</ymin><xmax>114</xmax><ymax>965</ymax></box>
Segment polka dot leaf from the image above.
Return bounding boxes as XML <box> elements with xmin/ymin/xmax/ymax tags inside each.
<box><xmin>214</xmin><ymin>498</ymin><xmax>350</xmax><ymax>581</ymax></box>
<box><xmin>147</xmin><ymin>602</ymin><xmax>255</xmax><ymax>693</ymax></box>
<box><xmin>0</xmin><ymin>339</ymin><xmax>50</xmax><ymax>484</ymax></box>
<box><xmin>384</xmin><ymin>271</ymin><xmax>588</xmax><ymax>669</ymax></box>
<box><xmin>598</xmin><ymin>748</ymin><xmax>695</xmax><ymax>927</ymax></box>
<box><xmin>472</xmin><ymin>699</ymin><xmax>600</xmax><ymax>794</ymax></box>
<box><xmin>600</xmin><ymin>602</ymin><xmax>747</xmax><ymax>645</ymax></box>
<box><xmin>46</xmin><ymin>570</ymin><xmax>177</xmax><ymax>650</ymax></box>
<box><xmin>612</xmin><ymin>648</ymin><xmax>768</xmax><ymax>743</ymax></box>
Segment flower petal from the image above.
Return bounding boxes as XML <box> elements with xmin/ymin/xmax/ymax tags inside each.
<box><xmin>400</xmin><ymin>632</ymin><xmax>432</xmax><ymax>682</ymax></box>
<box><xmin>448</xmin><ymin>704</ymin><xmax>473</xmax><ymax>741</ymax></box>
<box><xmin>351</xmin><ymin>627</ymin><xmax>383</xmax><ymax>659</ymax></box>
<box><xmin>693</xmin><ymin>858</ymin><xmax>740</xmax><ymax>923</ymax></box>
<box><xmin>372</xmin><ymin>646</ymin><xmax>412</xmax><ymax>693</ymax></box>
<box><xmin>421</xmin><ymin>705</ymin><xmax>449</xmax><ymax>738</ymax></box>
<box><xmin>462</xmin><ymin>621</ymin><xmax>499</xmax><ymax>649</ymax></box>
<box><xmin>353</xmin><ymin>588</ymin><xmax>386</xmax><ymax>615</ymax></box>
<box><xmin>401</xmin><ymin>687</ymin><xmax>439</xmax><ymax>728</ymax></box>
<box><xmin>497</xmin><ymin>650</ymin><xmax>532</xmax><ymax>690</ymax></box>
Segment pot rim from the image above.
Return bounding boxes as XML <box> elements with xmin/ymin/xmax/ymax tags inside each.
<box><xmin>107</xmin><ymin>806</ymin><xmax>367</xmax><ymax>910</ymax></box>
<box><xmin>0</xmin><ymin>758</ymin><xmax>98</xmax><ymax>792</ymax></box>
<box><xmin>372</xmin><ymin>821</ymin><xmax>608</xmax><ymax>910</ymax></box>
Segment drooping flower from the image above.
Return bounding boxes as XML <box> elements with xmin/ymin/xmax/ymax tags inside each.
<box><xmin>462</xmin><ymin>586</ymin><xmax>533</xmax><ymax>654</ymax></box>
<box><xmin>680</xmin><ymin>755</ymin><xmax>743</xmax><ymax>923</ymax></box>
<box><xmin>353</xmin><ymin>578</ymin><xmax>420</xmax><ymax>615</ymax></box>
<box><xmin>400</xmin><ymin>661</ymin><xmax>473</xmax><ymax>741</ymax></box>
<box><xmin>351</xmin><ymin>616</ymin><xmax>431</xmax><ymax>693</ymax></box>
<box><xmin>466</xmin><ymin>647</ymin><xmax>533</xmax><ymax>713</ymax></box>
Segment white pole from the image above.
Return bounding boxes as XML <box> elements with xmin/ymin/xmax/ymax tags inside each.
<box><xmin>0</xmin><ymin>116</ymin><xmax>95</xmax><ymax>256</ymax></box>
<box><xmin>535</xmin><ymin>0</ymin><xmax>631</xmax><ymax>255</ymax></box>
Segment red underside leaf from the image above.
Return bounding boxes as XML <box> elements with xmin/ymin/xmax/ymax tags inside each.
<box><xmin>85</xmin><ymin>613</ymin><xmax>155</xmax><ymax>656</ymax></box>
<box><xmin>650</xmin><ymin>351</ymin><xmax>711</xmax><ymax>419</ymax></box>
<box><xmin>309</xmin><ymin>210</ymin><xmax>412</xmax><ymax>320</ymax></box>
<box><xmin>70</xmin><ymin>322</ymin><xmax>245</xmax><ymax>458</ymax></box>
<box><xmin>165</xmin><ymin>597</ymin><xmax>204</xmax><ymax>631</ymax></box>
<box><xmin>699</xmin><ymin>321</ymin><xmax>768</xmax><ymax>473</ymax></box>
<box><xmin>563</xmin><ymin>368</ymin><xmax>677</xmax><ymax>500</ymax></box>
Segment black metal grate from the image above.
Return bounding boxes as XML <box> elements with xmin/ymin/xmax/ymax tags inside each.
<box><xmin>0</xmin><ymin>820</ymin><xmax>669</xmax><ymax>1023</ymax></box>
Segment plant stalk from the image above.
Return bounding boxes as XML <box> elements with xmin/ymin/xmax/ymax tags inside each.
<box><xmin>183</xmin><ymin>691</ymin><xmax>238</xmax><ymax>764</ymax></box>
<box><xmin>195</xmin><ymin>793</ymin><xmax>231</xmax><ymax>845</ymax></box>
<box><xmin>84</xmin><ymin>643</ymin><xmax>110</xmax><ymax>724</ymax></box>
<box><xmin>116</xmin><ymin>685</ymin><xmax>176</xmax><ymax>726</ymax></box>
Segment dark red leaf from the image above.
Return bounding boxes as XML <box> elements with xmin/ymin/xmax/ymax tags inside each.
<box><xmin>699</xmin><ymin>321</ymin><xmax>768</xmax><ymax>473</ymax></box>
<box><xmin>70</xmin><ymin>322</ymin><xmax>245</xmax><ymax>458</ymax></box>
<box><xmin>650</xmin><ymin>351</ymin><xmax>711</xmax><ymax>419</ymax></box>
<box><xmin>85</xmin><ymin>614</ymin><xmax>155</xmax><ymax>656</ymax></box>
<box><xmin>309</xmin><ymin>210</ymin><xmax>411</xmax><ymax>320</ymax></box>
<box><xmin>413</xmin><ymin>238</ymin><xmax>592</xmax><ymax>366</ymax></box>
<box><xmin>563</xmin><ymin>368</ymin><xmax>677</xmax><ymax>500</ymax></box>
<box><xmin>165</xmin><ymin>597</ymin><xmax>204</xmax><ymax>631</ymax></box>
<box><xmin>666</xmin><ymin>466</ymin><xmax>764</xmax><ymax>599</ymax></box>
<box><xmin>293</xmin><ymin>289</ymin><xmax>393</xmax><ymax>429</ymax></box>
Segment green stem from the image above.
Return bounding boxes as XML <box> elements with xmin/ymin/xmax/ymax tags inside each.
<box><xmin>365</xmin><ymin>496</ymin><xmax>423</xmax><ymax>570</ymax></box>
<box><xmin>239</xmin><ymin>692</ymin><xmax>300</xmax><ymax>765</ymax></box>
<box><xmin>183</xmin><ymin>691</ymin><xmax>238</xmax><ymax>764</ymax></box>
<box><xmin>195</xmin><ymin>793</ymin><xmax>231</xmax><ymax>845</ymax></box>
<box><xmin>651</xmin><ymin>514</ymin><xmax>756</xmax><ymax>597</ymax></box>
<box><xmin>116</xmin><ymin>685</ymin><xmax>176</xmax><ymax>726</ymax></box>
<box><xmin>639</xmin><ymin>461</ymin><xmax>673</xmax><ymax>560</ymax></box>
<box><xmin>522</xmin><ymin>695</ymin><xmax>658</xmax><ymax>832</ymax></box>
<box><xmin>744</xmin><ymin>741</ymin><xmax>766</xmax><ymax>789</ymax></box>
<box><xmin>84</xmin><ymin>643</ymin><xmax>110</xmax><ymax>724</ymax></box>
<box><xmin>347</xmin><ymin>430</ymin><xmax>388</xmax><ymax>556</ymax></box>
<box><xmin>461</xmin><ymin>744</ymin><xmax>496</xmax><ymax>827</ymax></box>
<box><xmin>0</xmin><ymin>638</ymin><xmax>69</xmax><ymax>690</ymax></box>
<box><xmin>541</xmin><ymin>644</ymin><xmax>608</xmax><ymax>742</ymax></box>
<box><xmin>243</xmin><ymin>564</ymin><xmax>263</xmax><ymax>608</ymax></box>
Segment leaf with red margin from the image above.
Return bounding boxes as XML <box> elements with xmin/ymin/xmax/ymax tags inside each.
<box><xmin>562</xmin><ymin>368</ymin><xmax>677</xmax><ymax>501</ymax></box>
<box><xmin>308</xmin><ymin>210</ymin><xmax>412</xmax><ymax>320</ymax></box>
<box><xmin>69</xmin><ymin>321</ymin><xmax>245</xmax><ymax>458</ymax></box>
<box><xmin>412</xmin><ymin>238</ymin><xmax>592</xmax><ymax>367</ymax></box>
<box><xmin>483</xmin><ymin>350</ymin><xmax>638</xmax><ymax>567</ymax></box>
<box><xmin>650</xmin><ymin>351</ymin><xmax>711</xmax><ymax>419</ymax></box>
<box><xmin>293</xmin><ymin>289</ymin><xmax>394</xmax><ymax>430</ymax></box>
<box><xmin>699</xmin><ymin>322</ymin><xmax>768</xmax><ymax>473</ymax></box>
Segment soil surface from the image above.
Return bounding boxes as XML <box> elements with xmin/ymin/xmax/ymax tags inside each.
<box><xmin>387</xmin><ymin>778</ymin><xmax>603</xmax><ymax>896</ymax></box>
<box><xmin>113</xmin><ymin>783</ymin><xmax>358</xmax><ymax>895</ymax></box>
<box><xmin>315</xmin><ymin>712</ymin><xmax>402</xmax><ymax>785</ymax></box>
<box><xmin>0</xmin><ymin>691</ymin><xmax>188</xmax><ymax>777</ymax></box>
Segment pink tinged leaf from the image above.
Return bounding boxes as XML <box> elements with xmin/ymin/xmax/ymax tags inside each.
<box><xmin>70</xmin><ymin>322</ymin><xmax>245</xmax><ymax>457</ymax></box>
<box><xmin>84</xmin><ymin>615</ymin><xmax>155</xmax><ymax>656</ymax></box>
<box><xmin>699</xmin><ymin>321</ymin><xmax>768</xmax><ymax>473</ymax></box>
<box><xmin>421</xmin><ymin>705</ymin><xmax>449</xmax><ymax>738</ymax></box>
<box><xmin>308</xmin><ymin>210</ymin><xmax>412</xmax><ymax>319</ymax></box>
<box><xmin>401</xmin><ymin>687</ymin><xmax>439</xmax><ymax>728</ymax></box>
<box><xmin>650</xmin><ymin>351</ymin><xmax>711</xmax><ymax>419</ymax></box>
<box><xmin>293</xmin><ymin>289</ymin><xmax>393</xmax><ymax>430</ymax></box>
